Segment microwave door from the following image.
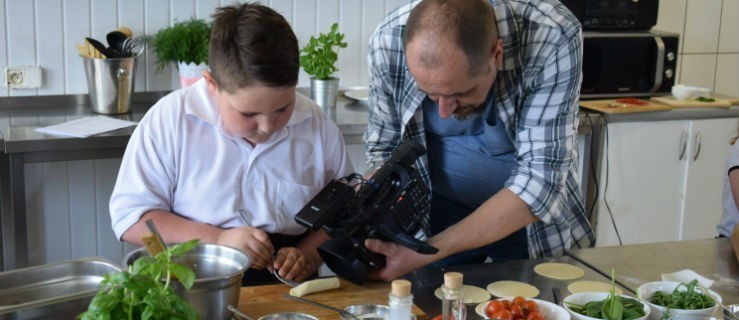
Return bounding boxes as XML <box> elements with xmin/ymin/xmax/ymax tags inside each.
<box><xmin>581</xmin><ymin>37</ymin><xmax>661</xmax><ymax>98</ymax></box>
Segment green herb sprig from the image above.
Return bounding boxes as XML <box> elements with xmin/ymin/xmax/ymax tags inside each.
<box><xmin>565</xmin><ymin>269</ymin><xmax>646</xmax><ymax>320</ymax></box>
<box><xmin>77</xmin><ymin>239</ymin><xmax>200</xmax><ymax>320</ymax></box>
<box><xmin>649</xmin><ymin>279</ymin><xmax>715</xmax><ymax>320</ymax></box>
<box><xmin>300</xmin><ymin>23</ymin><xmax>347</xmax><ymax>80</ymax></box>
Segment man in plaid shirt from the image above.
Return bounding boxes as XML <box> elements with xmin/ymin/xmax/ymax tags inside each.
<box><xmin>363</xmin><ymin>0</ymin><xmax>595</xmax><ymax>281</ymax></box>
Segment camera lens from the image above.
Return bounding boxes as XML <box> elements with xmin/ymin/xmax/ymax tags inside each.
<box><xmin>318</xmin><ymin>239</ymin><xmax>369</xmax><ymax>284</ymax></box>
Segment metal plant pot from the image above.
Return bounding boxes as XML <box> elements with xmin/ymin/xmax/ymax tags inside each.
<box><xmin>310</xmin><ymin>77</ymin><xmax>339</xmax><ymax>112</ymax></box>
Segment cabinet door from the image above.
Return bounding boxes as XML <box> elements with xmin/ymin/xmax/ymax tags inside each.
<box><xmin>595</xmin><ymin>121</ymin><xmax>688</xmax><ymax>246</ymax></box>
<box><xmin>681</xmin><ymin>118</ymin><xmax>739</xmax><ymax>240</ymax></box>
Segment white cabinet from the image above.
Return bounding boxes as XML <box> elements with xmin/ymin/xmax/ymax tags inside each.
<box><xmin>594</xmin><ymin>117</ymin><xmax>738</xmax><ymax>247</ymax></box>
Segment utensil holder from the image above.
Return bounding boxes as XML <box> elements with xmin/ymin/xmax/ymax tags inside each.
<box><xmin>82</xmin><ymin>55</ymin><xmax>139</xmax><ymax>114</ymax></box>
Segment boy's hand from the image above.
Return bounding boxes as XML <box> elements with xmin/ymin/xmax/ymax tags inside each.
<box><xmin>218</xmin><ymin>227</ymin><xmax>274</xmax><ymax>270</ymax></box>
<box><xmin>273</xmin><ymin>247</ymin><xmax>319</xmax><ymax>282</ymax></box>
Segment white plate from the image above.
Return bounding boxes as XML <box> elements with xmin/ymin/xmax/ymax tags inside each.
<box><xmin>475</xmin><ymin>298</ymin><xmax>570</xmax><ymax>320</ymax></box>
<box><xmin>434</xmin><ymin>285</ymin><xmax>491</xmax><ymax>305</ymax></box>
<box><xmin>344</xmin><ymin>87</ymin><xmax>369</xmax><ymax>102</ymax></box>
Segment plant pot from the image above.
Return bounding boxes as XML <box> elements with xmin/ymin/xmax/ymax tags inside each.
<box><xmin>177</xmin><ymin>61</ymin><xmax>208</xmax><ymax>88</ymax></box>
<box><xmin>310</xmin><ymin>77</ymin><xmax>339</xmax><ymax>111</ymax></box>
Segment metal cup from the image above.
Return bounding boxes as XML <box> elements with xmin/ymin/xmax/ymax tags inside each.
<box><xmin>310</xmin><ymin>78</ymin><xmax>339</xmax><ymax>112</ymax></box>
<box><xmin>82</xmin><ymin>55</ymin><xmax>138</xmax><ymax>114</ymax></box>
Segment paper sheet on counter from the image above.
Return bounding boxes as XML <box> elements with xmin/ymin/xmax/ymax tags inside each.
<box><xmin>35</xmin><ymin>116</ymin><xmax>138</xmax><ymax>138</ymax></box>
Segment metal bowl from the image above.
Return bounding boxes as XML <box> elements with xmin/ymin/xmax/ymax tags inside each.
<box><xmin>342</xmin><ymin>304</ymin><xmax>388</xmax><ymax>320</ymax></box>
<box><xmin>257</xmin><ymin>312</ymin><xmax>318</xmax><ymax>320</ymax></box>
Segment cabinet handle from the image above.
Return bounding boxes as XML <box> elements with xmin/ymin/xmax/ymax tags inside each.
<box><xmin>693</xmin><ymin>132</ymin><xmax>702</xmax><ymax>161</ymax></box>
<box><xmin>678</xmin><ymin>130</ymin><xmax>687</xmax><ymax>161</ymax></box>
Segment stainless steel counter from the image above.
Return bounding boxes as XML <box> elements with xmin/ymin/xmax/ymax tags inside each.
<box><xmin>408</xmin><ymin>254</ymin><xmax>631</xmax><ymax>319</ymax></box>
<box><xmin>568</xmin><ymin>238</ymin><xmax>739</xmax><ymax>305</ymax></box>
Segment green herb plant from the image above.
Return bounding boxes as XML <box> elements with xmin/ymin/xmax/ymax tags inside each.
<box><xmin>149</xmin><ymin>18</ymin><xmax>211</xmax><ymax>72</ymax></box>
<box><xmin>77</xmin><ymin>239</ymin><xmax>200</xmax><ymax>320</ymax></box>
<box><xmin>565</xmin><ymin>269</ymin><xmax>646</xmax><ymax>320</ymax></box>
<box><xmin>649</xmin><ymin>279</ymin><xmax>715</xmax><ymax>320</ymax></box>
<box><xmin>300</xmin><ymin>23</ymin><xmax>348</xmax><ymax>80</ymax></box>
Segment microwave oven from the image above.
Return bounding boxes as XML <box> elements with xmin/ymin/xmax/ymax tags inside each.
<box><xmin>560</xmin><ymin>0</ymin><xmax>658</xmax><ymax>31</ymax></box>
<box><xmin>580</xmin><ymin>30</ymin><xmax>679</xmax><ymax>99</ymax></box>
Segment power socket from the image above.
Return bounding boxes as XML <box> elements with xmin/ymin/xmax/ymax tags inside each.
<box><xmin>4</xmin><ymin>66</ymin><xmax>43</xmax><ymax>89</ymax></box>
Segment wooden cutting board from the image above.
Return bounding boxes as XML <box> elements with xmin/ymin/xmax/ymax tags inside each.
<box><xmin>579</xmin><ymin>99</ymin><xmax>673</xmax><ymax>114</ymax></box>
<box><xmin>237</xmin><ymin>280</ymin><xmax>429</xmax><ymax>320</ymax></box>
<box><xmin>650</xmin><ymin>96</ymin><xmax>736</xmax><ymax>108</ymax></box>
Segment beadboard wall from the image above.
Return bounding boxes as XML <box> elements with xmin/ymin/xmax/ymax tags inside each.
<box><xmin>0</xmin><ymin>0</ymin><xmax>738</xmax><ymax>268</ymax></box>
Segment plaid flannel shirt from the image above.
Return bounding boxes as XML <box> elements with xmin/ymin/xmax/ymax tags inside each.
<box><xmin>364</xmin><ymin>0</ymin><xmax>595</xmax><ymax>258</ymax></box>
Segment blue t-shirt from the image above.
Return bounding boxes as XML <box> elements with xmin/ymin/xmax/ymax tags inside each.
<box><xmin>423</xmin><ymin>92</ymin><xmax>516</xmax><ymax>208</ymax></box>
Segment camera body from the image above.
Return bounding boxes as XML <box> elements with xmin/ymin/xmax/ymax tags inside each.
<box><xmin>295</xmin><ymin>141</ymin><xmax>438</xmax><ymax>284</ymax></box>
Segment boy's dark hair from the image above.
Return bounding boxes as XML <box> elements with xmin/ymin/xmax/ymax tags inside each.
<box><xmin>209</xmin><ymin>3</ymin><xmax>299</xmax><ymax>92</ymax></box>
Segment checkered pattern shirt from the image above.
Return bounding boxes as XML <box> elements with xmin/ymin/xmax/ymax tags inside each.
<box><xmin>364</xmin><ymin>0</ymin><xmax>595</xmax><ymax>258</ymax></box>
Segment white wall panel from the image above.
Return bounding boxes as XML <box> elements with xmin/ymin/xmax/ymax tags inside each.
<box><xmin>63</xmin><ymin>0</ymin><xmax>90</xmax><ymax>94</ymax></box>
<box><xmin>719</xmin><ymin>0</ymin><xmax>739</xmax><ymax>53</ymax></box>
<box><xmin>6</xmin><ymin>1</ymin><xmax>36</xmax><ymax>96</ymax></box>
<box><xmin>119</xmin><ymin>0</ymin><xmax>146</xmax><ymax>92</ymax></box>
<box><xmin>715</xmin><ymin>53</ymin><xmax>739</xmax><ymax>96</ymax></box>
<box><xmin>339</xmin><ymin>1</ymin><xmax>363</xmax><ymax>87</ymax></box>
<box><xmin>682</xmin><ymin>0</ymin><xmax>722</xmax><ymax>54</ymax></box>
<box><xmin>145</xmin><ymin>0</ymin><xmax>172</xmax><ymax>91</ymax></box>
<box><xmin>36</xmin><ymin>0</ymin><xmax>64</xmax><ymax>95</ymax></box>
<box><xmin>654</xmin><ymin>0</ymin><xmax>686</xmax><ymax>51</ymax></box>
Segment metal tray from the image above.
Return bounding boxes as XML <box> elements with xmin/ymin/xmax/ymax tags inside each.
<box><xmin>0</xmin><ymin>256</ymin><xmax>121</xmax><ymax>319</ymax></box>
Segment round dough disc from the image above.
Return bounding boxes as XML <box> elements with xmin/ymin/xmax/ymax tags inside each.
<box><xmin>567</xmin><ymin>280</ymin><xmax>623</xmax><ymax>295</ymax></box>
<box><xmin>486</xmin><ymin>280</ymin><xmax>540</xmax><ymax>298</ymax></box>
<box><xmin>533</xmin><ymin>262</ymin><xmax>585</xmax><ymax>280</ymax></box>
<box><xmin>434</xmin><ymin>285</ymin><xmax>491</xmax><ymax>304</ymax></box>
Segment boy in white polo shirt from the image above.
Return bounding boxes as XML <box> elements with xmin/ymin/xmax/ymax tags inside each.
<box><xmin>109</xmin><ymin>3</ymin><xmax>353</xmax><ymax>285</ymax></box>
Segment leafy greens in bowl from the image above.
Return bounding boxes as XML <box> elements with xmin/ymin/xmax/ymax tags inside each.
<box><xmin>636</xmin><ymin>280</ymin><xmax>720</xmax><ymax>320</ymax></box>
<box><xmin>563</xmin><ymin>292</ymin><xmax>649</xmax><ymax>320</ymax></box>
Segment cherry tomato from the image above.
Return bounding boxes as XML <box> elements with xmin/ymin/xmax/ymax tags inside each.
<box><xmin>502</xmin><ymin>299</ymin><xmax>512</xmax><ymax>309</ymax></box>
<box><xmin>523</xmin><ymin>300</ymin><xmax>539</xmax><ymax>314</ymax></box>
<box><xmin>492</xmin><ymin>309</ymin><xmax>514</xmax><ymax>320</ymax></box>
<box><xmin>509</xmin><ymin>303</ymin><xmax>525</xmax><ymax>319</ymax></box>
<box><xmin>526</xmin><ymin>310</ymin><xmax>544</xmax><ymax>320</ymax></box>
<box><xmin>512</xmin><ymin>296</ymin><xmax>527</xmax><ymax>306</ymax></box>
<box><xmin>433</xmin><ymin>315</ymin><xmax>442</xmax><ymax>320</ymax></box>
<box><xmin>486</xmin><ymin>300</ymin><xmax>506</xmax><ymax>317</ymax></box>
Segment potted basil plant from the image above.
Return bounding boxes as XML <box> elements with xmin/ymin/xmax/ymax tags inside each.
<box><xmin>149</xmin><ymin>18</ymin><xmax>211</xmax><ymax>87</ymax></box>
<box><xmin>300</xmin><ymin>23</ymin><xmax>347</xmax><ymax>110</ymax></box>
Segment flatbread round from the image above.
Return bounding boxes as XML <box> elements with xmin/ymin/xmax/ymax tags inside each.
<box><xmin>533</xmin><ymin>262</ymin><xmax>585</xmax><ymax>280</ymax></box>
<box><xmin>434</xmin><ymin>284</ymin><xmax>491</xmax><ymax>304</ymax></box>
<box><xmin>486</xmin><ymin>280</ymin><xmax>540</xmax><ymax>298</ymax></box>
<box><xmin>567</xmin><ymin>280</ymin><xmax>623</xmax><ymax>295</ymax></box>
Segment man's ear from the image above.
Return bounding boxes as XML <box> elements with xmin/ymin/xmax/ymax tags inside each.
<box><xmin>492</xmin><ymin>38</ymin><xmax>503</xmax><ymax>67</ymax></box>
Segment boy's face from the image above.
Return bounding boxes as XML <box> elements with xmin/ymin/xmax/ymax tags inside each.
<box><xmin>204</xmin><ymin>71</ymin><xmax>296</xmax><ymax>145</ymax></box>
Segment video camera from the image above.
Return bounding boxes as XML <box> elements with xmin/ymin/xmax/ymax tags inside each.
<box><xmin>295</xmin><ymin>141</ymin><xmax>439</xmax><ymax>284</ymax></box>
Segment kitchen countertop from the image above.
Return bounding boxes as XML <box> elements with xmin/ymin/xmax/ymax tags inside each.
<box><xmin>568</xmin><ymin>237</ymin><xmax>739</xmax><ymax>305</ymax></box>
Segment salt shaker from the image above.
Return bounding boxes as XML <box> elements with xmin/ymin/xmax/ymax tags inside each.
<box><xmin>388</xmin><ymin>279</ymin><xmax>413</xmax><ymax>320</ymax></box>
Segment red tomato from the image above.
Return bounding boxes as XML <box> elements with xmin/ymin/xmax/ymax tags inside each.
<box><xmin>512</xmin><ymin>296</ymin><xmax>527</xmax><ymax>306</ymax></box>
<box><xmin>523</xmin><ymin>300</ymin><xmax>539</xmax><ymax>314</ymax></box>
<box><xmin>615</xmin><ymin>97</ymin><xmax>647</xmax><ymax>106</ymax></box>
<box><xmin>510</xmin><ymin>303</ymin><xmax>525</xmax><ymax>319</ymax></box>
<box><xmin>433</xmin><ymin>315</ymin><xmax>443</xmax><ymax>320</ymax></box>
<box><xmin>486</xmin><ymin>300</ymin><xmax>506</xmax><ymax>317</ymax></box>
<box><xmin>502</xmin><ymin>300</ymin><xmax>512</xmax><ymax>309</ymax></box>
<box><xmin>526</xmin><ymin>310</ymin><xmax>544</xmax><ymax>320</ymax></box>
<box><xmin>492</xmin><ymin>309</ymin><xmax>514</xmax><ymax>320</ymax></box>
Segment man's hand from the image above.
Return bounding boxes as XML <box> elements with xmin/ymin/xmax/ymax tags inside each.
<box><xmin>218</xmin><ymin>226</ymin><xmax>275</xmax><ymax>270</ymax></box>
<box><xmin>274</xmin><ymin>247</ymin><xmax>320</xmax><ymax>282</ymax></box>
<box><xmin>364</xmin><ymin>238</ymin><xmax>437</xmax><ymax>281</ymax></box>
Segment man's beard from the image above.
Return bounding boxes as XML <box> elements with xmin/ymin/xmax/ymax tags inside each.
<box><xmin>453</xmin><ymin>103</ymin><xmax>484</xmax><ymax>120</ymax></box>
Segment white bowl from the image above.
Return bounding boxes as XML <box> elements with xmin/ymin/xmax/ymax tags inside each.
<box><xmin>637</xmin><ymin>281</ymin><xmax>721</xmax><ymax>320</ymax></box>
<box><xmin>562</xmin><ymin>292</ymin><xmax>650</xmax><ymax>320</ymax></box>
<box><xmin>475</xmin><ymin>298</ymin><xmax>569</xmax><ymax>320</ymax></box>
<box><xmin>672</xmin><ymin>85</ymin><xmax>693</xmax><ymax>101</ymax></box>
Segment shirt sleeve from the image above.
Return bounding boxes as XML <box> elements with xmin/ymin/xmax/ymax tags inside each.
<box><xmin>505</xmin><ymin>28</ymin><xmax>583</xmax><ymax>224</ymax></box>
<box><xmin>109</xmin><ymin>101</ymin><xmax>177</xmax><ymax>239</ymax></box>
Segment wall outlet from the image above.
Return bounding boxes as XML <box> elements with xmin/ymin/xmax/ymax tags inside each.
<box><xmin>4</xmin><ymin>66</ymin><xmax>43</xmax><ymax>89</ymax></box>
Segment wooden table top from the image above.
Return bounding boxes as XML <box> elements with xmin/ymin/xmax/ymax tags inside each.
<box><xmin>236</xmin><ymin>279</ymin><xmax>429</xmax><ymax>320</ymax></box>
